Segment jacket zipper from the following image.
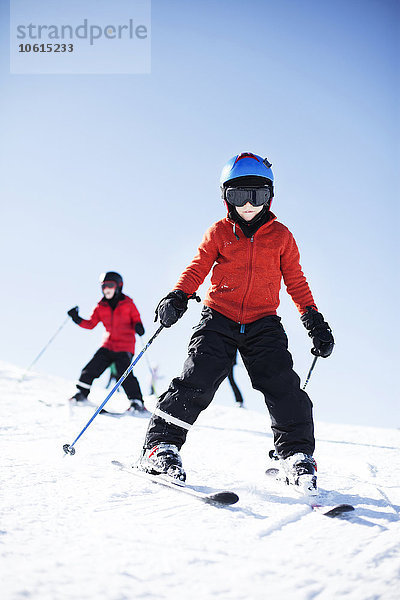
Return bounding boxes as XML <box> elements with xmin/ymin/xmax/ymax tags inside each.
<box><xmin>238</xmin><ymin>235</ymin><xmax>254</xmax><ymax>324</ymax></box>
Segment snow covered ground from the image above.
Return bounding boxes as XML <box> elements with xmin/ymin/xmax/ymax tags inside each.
<box><xmin>2</xmin><ymin>360</ymin><xmax>400</xmax><ymax>600</ymax></box>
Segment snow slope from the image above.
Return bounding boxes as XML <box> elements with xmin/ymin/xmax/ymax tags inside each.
<box><xmin>2</xmin><ymin>361</ymin><xmax>400</xmax><ymax>600</ymax></box>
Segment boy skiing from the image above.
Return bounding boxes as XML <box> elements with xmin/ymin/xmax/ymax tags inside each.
<box><xmin>139</xmin><ymin>153</ymin><xmax>334</xmax><ymax>492</ymax></box>
<box><xmin>67</xmin><ymin>271</ymin><xmax>147</xmax><ymax>413</ymax></box>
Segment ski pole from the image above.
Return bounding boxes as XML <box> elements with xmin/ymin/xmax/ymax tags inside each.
<box><xmin>302</xmin><ymin>356</ymin><xmax>318</xmax><ymax>390</ymax></box>
<box><xmin>20</xmin><ymin>316</ymin><xmax>70</xmax><ymax>382</ymax></box>
<box><xmin>63</xmin><ymin>325</ymin><xmax>164</xmax><ymax>455</ymax></box>
<box><xmin>139</xmin><ymin>336</ymin><xmax>159</xmax><ymax>397</ymax></box>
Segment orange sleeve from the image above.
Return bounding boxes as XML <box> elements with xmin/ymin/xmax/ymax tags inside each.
<box><xmin>175</xmin><ymin>225</ymin><xmax>219</xmax><ymax>296</ymax></box>
<box><xmin>280</xmin><ymin>230</ymin><xmax>317</xmax><ymax>314</ymax></box>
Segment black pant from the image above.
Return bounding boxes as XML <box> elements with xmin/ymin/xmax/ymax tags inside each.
<box><xmin>145</xmin><ymin>307</ymin><xmax>314</xmax><ymax>458</ymax></box>
<box><xmin>77</xmin><ymin>347</ymin><xmax>143</xmax><ymax>401</ymax></box>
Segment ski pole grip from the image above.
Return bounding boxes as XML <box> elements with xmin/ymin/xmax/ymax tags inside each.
<box><xmin>188</xmin><ymin>293</ymin><xmax>201</xmax><ymax>303</ymax></box>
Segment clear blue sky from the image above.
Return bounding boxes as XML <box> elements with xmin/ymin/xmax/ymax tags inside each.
<box><xmin>1</xmin><ymin>0</ymin><xmax>399</xmax><ymax>428</ymax></box>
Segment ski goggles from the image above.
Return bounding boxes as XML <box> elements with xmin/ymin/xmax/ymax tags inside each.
<box><xmin>225</xmin><ymin>187</ymin><xmax>271</xmax><ymax>207</ymax></box>
<box><xmin>101</xmin><ymin>281</ymin><xmax>118</xmax><ymax>290</ymax></box>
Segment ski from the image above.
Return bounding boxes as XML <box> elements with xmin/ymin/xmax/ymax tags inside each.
<box><xmin>37</xmin><ymin>398</ymin><xmax>65</xmax><ymax>408</ymax></box>
<box><xmin>112</xmin><ymin>460</ymin><xmax>239</xmax><ymax>506</ymax></box>
<box><xmin>100</xmin><ymin>408</ymin><xmax>151</xmax><ymax>417</ymax></box>
<box><xmin>68</xmin><ymin>398</ymin><xmax>98</xmax><ymax>408</ymax></box>
<box><xmin>311</xmin><ymin>503</ymin><xmax>355</xmax><ymax>517</ymax></box>
<box><xmin>100</xmin><ymin>408</ymin><xmax>125</xmax><ymax>416</ymax></box>
<box><xmin>265</xmin><ymin>467</ymin><xmax>354</xmax><ymax>518</ymax></box>
<box><xmin>68</xmin><ymin>399</ymin><xmax>150</xmax><ymax>418</ymax></box>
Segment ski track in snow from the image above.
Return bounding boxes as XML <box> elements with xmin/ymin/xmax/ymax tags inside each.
<box><xmin>1</xmin><ymin>361</ymin><xmax>400</xmax><ymax>600</ymax></box>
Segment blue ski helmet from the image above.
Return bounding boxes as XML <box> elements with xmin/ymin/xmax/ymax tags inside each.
<box><xmin>220</xmin><ymin>152</ymin><xmax>274</xmax><ymax>199</ymax></box>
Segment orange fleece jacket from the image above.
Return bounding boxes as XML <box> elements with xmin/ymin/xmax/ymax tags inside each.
<box><xmin>175</xmin><ymin>213</ymin><xmax>316</xmax><ymax>324</ymax></box>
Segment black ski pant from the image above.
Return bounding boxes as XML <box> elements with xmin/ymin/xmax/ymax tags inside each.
<box><xmin>76</xmin><ymin>347</ymin><xmax>143</xmax><ymax>401</ymax></box>
<box><xmin>145</xmin><ymin>307</ymin><xmax>314</xmax><ymax>458</ymax></box>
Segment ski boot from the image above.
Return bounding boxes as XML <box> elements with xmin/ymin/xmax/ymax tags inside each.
<box><xmin>69</xmin><ymin>391</ymin><xmax>88</xmax><ymax>403</ymax></box>
<box><xmin>280</xmin><ymin>452</ymin><xmax>318</xmax><ymax>496</ymax></box>
<box><xmin>138</xmin><ymin>443</ymin><xmax>186</xmax><ymax>481</ymax></box>
<box><xmin>126</xmin><ymin>399</ymin><xmax>148</xmax><ymax>414</ymax></box>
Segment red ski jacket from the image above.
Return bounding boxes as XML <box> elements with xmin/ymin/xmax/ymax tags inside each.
<box><xmin>79</xmin><ymin>295</ymin><xmax>142</xmax><ymax>353</ymax></box>
<box><xmin>175</xmin><ymin>213</ymin><xmax>316</xmax><ymax>324</ymax></box>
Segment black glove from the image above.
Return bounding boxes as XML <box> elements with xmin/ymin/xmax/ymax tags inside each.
<box><xmin>67</xmin><ymin>306</ymin><xmax>82</xmax><ymax>325</ymax></box>
<box><xmin>135</xmin><ymin>322</ymin><xmax>145</xmax><ymax>336</ymax></box>
<box><xmin>301</xmin><ymin>306</ymin><xmax>334</xmax><ymax>358</ymax></box>
<box><xmin>154</xmin><ymin>290</ymin><xmax>189</xmax><ymax>328</ymax></box>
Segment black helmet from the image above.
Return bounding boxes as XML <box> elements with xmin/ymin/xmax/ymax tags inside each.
<box><xmin>99</xmin><ymin>271</ymin><xmax>123</xmax><ymax>291</ymax></box>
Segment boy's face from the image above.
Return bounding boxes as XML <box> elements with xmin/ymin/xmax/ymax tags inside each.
<box><xmin>235</xmin><ymin>202</ymin><xmax>265</xmax><ymax>222</ymax></box>
<box><xmin>102</xmin><ymin>282</ymin><xmax>117</xmax><ymax>299</ymax></box>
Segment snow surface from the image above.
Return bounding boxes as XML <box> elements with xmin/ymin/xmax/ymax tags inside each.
<box><xmin>2</xmin><ymin>361</ymin><xmax>400</xmax><ymax>600</ymax></box>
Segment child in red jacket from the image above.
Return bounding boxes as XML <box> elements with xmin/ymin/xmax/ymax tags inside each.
<box><xmin>67</xmin><ymin>271</ymin><xmax>146</xmax><ymax>413</ymax></box>
<box><xmin>139</xmin><ymin>153</ymin><xmax>334</xmax><ymax>493</ymax></box>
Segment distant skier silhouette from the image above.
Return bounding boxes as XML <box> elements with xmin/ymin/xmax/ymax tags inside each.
<box><xmin>228</xmin><ymin>353</ymin><xmax>243</xmax><ymax>406</ymax></box>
